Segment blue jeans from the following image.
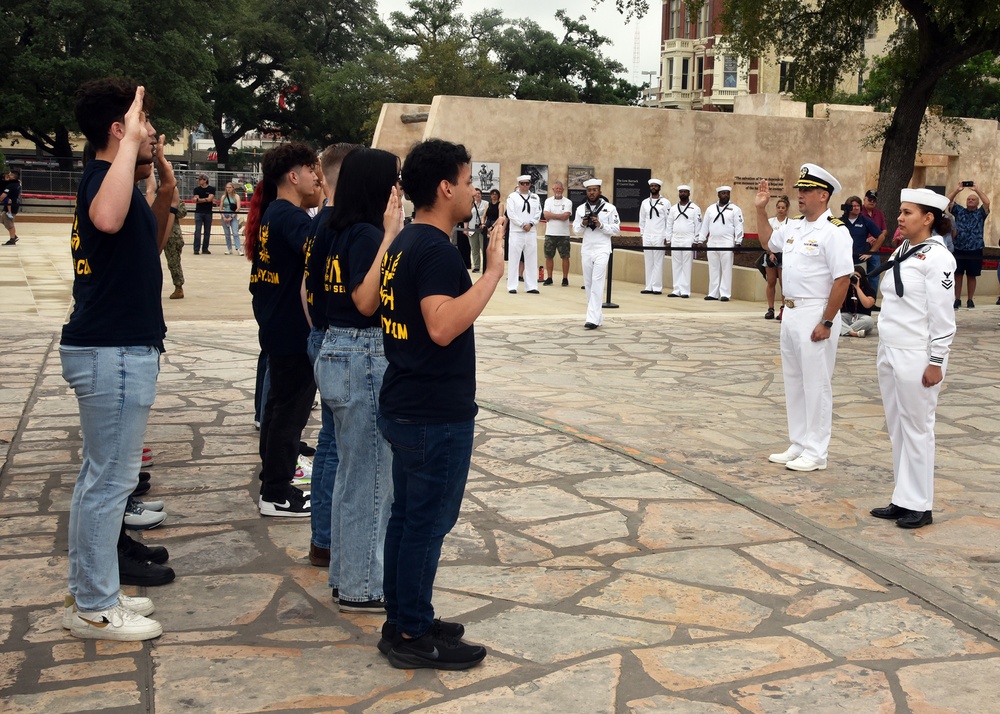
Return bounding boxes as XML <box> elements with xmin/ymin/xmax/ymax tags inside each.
<box><xmin>317</xmin><ymin>326</ymin><xmax>393</xmax><ymax>602</ymax></box>
<box><xmin>378</xmin><ymin>417</ymin><xmax>474</xmax><ymax>637</ymax></box>
<box><xmin>60</xmin><ymin>345</ymin><xmax>160</xmax><ymax>612</ymax></box>
<box><xmin>307</xmin><ymin>328</ymin><xmax>338</xmax><ymax>551</ymax></box>
<box><xmin>221</xmin><ymin>214</ymin><xmax>239</xmax><ymax>252</ymax></box>
<box><xmin>867</xmin><ymin>253</ymin><xmax>881</xmax><ymax>293</ymax></box>
<box><xmin>193</xmin><ymin>212</ymin><xmax>212</xmax><ymax>252</ymax></box>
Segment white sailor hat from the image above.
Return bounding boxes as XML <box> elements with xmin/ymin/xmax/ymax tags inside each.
<box><xmin>583</xmin><ymin>179</ymin><xmax>602</xmax><ymax>188</ymax></box>
<box><xmin>793</xmin><ymin>164</ymin><xmax>841</xmax><ymax>194</ymax></box>
<box><xmin>901</xmin><ymin>188</ymin><xmax>950</xmax><ymax>212</ymax></box>
<box><xmin>715</xmin><ymin>185</ymin><xmax>732</xmax><ymax>193</ymax></box>
<box><xmin>516</xmin><ymin>174</ymin><xmax>532</xmax><ymax>183</ymax></box>
<box><xmin>648</xmin><ymin>178</ymin><xmax>663</xmax><ymax>187</ymax></box>
<box><xmin>677</xmin><ymin>184</ymin><xmax>692</xmax><ymax>192</ymax></box>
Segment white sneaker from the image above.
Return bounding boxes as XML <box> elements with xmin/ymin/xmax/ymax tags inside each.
<box><xmin>124</xmin><ymin>497</ymin><xmax>167</xmax><ymax>530</ymax></box>
<box><xmin>856</xmin><ymin>329</ymin><xmax>866</xmax><ymax>338</ymax></box>
<box><xmin>63</xmin><ymin>592</ymin><xmax>154</xmax><ymax>629</ymax></box>
<box><xmin>296</xmin><ymin>456</ymin><xmax>313</xmax><ymax>478</ymax></box>
<box><xmin>768</xmin><ymin>447</ymin><xmax>802</xmax><ymax>464</ymax></box>
<box><xmin>70</xmin><ymin>602</ymin><xmax>162</xmax><ymax>641</ymax></box>
<box><xmin>785</xmin><ymin>455</ymin><xmax>827</xmax><ymax>472</ymax></box>
<box><xmin>225</xmin><ymin>250</ymin><xmax>232</xmax><ymax>255</ymax></box>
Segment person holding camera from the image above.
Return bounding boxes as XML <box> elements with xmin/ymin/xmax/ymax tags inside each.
<box><xmin>841</xmin><ymin>195</ymin><xmax>883</xmax><ymax>267</ymax></box>
<box><xmin>870</xmin><ymin>189</ymin><xmax>957</xmax><ymax>529</ymax></box>
<box><xmin>840</xmin><ymin>265</ymin><xmax>876</xmax><ymax>337</ymax></box>
<box><xmin>946</xmin><ymin>181</ymin><xmax>990</xmax><ymax>308</ymax></box>
<box><xmin>573</xmin><ymin>178</ymin><xmax>620</xmax><ymax>329</ymax></box>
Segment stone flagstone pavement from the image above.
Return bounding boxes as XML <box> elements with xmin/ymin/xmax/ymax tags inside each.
<box><xmin>2</xmin><ymin>224</ymin><xmax>1000</xmax><ymax>712</ymax></box>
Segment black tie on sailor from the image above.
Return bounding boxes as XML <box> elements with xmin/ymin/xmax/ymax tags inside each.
<box><xmin>713</xmin><ymin>205</ymin><xmax>727</xmax><ymax>224</ymax></box>
<box><xmin>521</xmin><ymin>194</ymin><xmax>531</xmax><ymax>213</ymax></box>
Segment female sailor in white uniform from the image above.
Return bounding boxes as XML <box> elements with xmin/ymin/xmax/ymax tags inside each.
<box><xmin>870</xmin><ymin>188</ymin><xmax>957</xmax><ymax>529</ymax></box>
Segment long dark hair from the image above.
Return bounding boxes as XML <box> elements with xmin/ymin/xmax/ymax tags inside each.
<box><xmin>326</xmin><ymin>148</ymin><xmax>399</xmax><ymax>233</ymax></box>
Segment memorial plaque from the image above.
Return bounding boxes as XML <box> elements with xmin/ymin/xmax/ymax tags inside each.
<box><xmin>614</xmin><ymin>168</ymin><xmax>651</xmax><ymax>223</ymax></box>
<box><xmin>733</xmin><ymin>175</ymin><xmax>785</xmax><ymax>196</ymax></box>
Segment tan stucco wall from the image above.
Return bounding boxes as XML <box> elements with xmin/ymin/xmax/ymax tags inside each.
<box><xmin>373</xmin><ymin>95</ymin><xmax>1000</xmax><ymax>298</ymax></box>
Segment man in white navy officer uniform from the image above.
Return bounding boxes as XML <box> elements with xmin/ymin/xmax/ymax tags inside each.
<box><xmin>638</xmin><ymin>178</ymin><xmax>671</xmax><ymax>294</ymax></box>
<box><xmin>666</xmin><ymin>184</ymin><xmax>701</xmax><ymax>298</ymax></box>
<box><xmin>755</xmin><ymin>164</ymin><xmax>853</xmax><ymax>472</ymax></box>
<box><xmin>573</xmin><ymin>178</ymin><xmax>620</xmax><ymax>329</ymax></box>
<box><xmin>506</xmin><ymin>174</ymin><xmax>542</xmax><ymax>294</ymax></box>
<box><xmin>698</xmin><ymin>185</ymin><xmax>744</xmax><ymax>301</ymax></box>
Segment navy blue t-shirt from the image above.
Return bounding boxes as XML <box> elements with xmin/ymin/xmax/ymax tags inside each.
<box><xmin>325</xmin><ymin>222</ymin><xmax>383</xmax><ymax>329</ymax></box>
<box><xmin>379</xmin><ymin>223</ymin><xmax>477</xmax><ymax>423</ymax></box>
<box><xmin>304</xmin><ymin>207</ymin><xmax>334</xmax><ymax>331</ymax></box>
<box><xmin>250</xmin><ymin>199</ymin><xmax>311</xmax><ymax>356</ymax></box>
<box><xmin>844</xmin><ymin>214</ymin><xmax>881</xmax><ymax>257</ymax></box>
<box><xmin>61</xmin><ymin>161</ymin><xmax>165</xmax><ymax>351</ymax></box>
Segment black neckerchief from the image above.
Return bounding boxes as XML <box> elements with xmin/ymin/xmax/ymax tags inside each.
<box><xmin>713</xmin><ymin>203</ymin><xmax>731</xmax><ymax>224</ymax></box>
<box><xmin>519</xmin><ymin>192</ymin><xmax>531</xmax><ymax>213</ymax></box>
<box><xmin>676</xmin><ymin>202</ymin><xmax>692</xmax><ymax>219</ymax></box>
<box><xmin>869</xmin><ymin>238</ymin><xmax>928</xmax><ymax>297</ymax></box>
<box><xmin>648</xmin><ymin>196</ymin><xmax>662</xmax><ymax>218</ymax></box>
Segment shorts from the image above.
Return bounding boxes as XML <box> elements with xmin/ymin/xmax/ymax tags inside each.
<box><xmin>1</xmin><ymin>213</ymin><xmax>14</xmax><ymax>230</ymax></box>
<box><xmin>765</xmin><ymin>252</ymin><xmax>782</xmax><ymax>269</ymax></box>
<box><xmin>954</xmin><ymin>250</ymin><xmax>983</xmax><ymax>277</ymax></box>
<box><xmin>544</xmin><ymin>235</ymin><xmax>571</xmax><ymax>259</ymax></box>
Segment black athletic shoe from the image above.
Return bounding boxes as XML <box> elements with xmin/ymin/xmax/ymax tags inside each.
<box><xmin>259</xmin><ymin>485</ymin><xmax>310</xmax><ymax>518</ymax></box>
<box><xmin>298</xmin><ymin>441</ymin><xmax>316</xmax><ymax>457</ymax></box>
<box><xmin>378</xmin><ymin>619</ymin><xmax>466</xmax><ymax>655</ymax></box>
<box><xmin>543</xmin><ymin>277</ymin><xmax>553</xmax><ymax>285</ymax></box>
<box><xmin>118</xmin><ymin>545</ymin><xmax>175</xmax><ymax>586</ymax></box>
<box><xmin>387</xmin><ymin>630</ymin><xmax>486</xmax><ymax>670</ymax></box>
<box><xmin>121</xmin><ymin>532</ymin><xmax>169</xmax><ymax>564</ymax></box>
<box><xmin>131</xmin><ymin>480</ymin><xmax>151</xmax><ymax>497</ymax></box>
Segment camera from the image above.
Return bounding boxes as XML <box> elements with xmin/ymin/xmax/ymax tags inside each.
<box><xmin>962</xmin><ymin>180</ymin><xmax>974</xmax><ymax>187</ymax></box>
<box><xmin>583</xmin><ymin>209</ymin><xmax>600</xmax><ymax>230</ymax></box>
<box><xmin>840</xmin><ymin>202</ymin><xmax>853</xmax><ymax>212</ymax></box>
<box><xmin>850</xmin><ymin>274</ymin><xmax>859</xmax><ymax>284</ymax></box>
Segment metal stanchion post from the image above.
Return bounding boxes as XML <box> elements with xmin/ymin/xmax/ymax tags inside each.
<box><xmin>603</xmin><ymin>248</ymin><xmax>619</xmax><ymax>309</ymax></box>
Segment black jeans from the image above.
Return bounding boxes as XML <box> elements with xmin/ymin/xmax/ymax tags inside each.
<box><xmin>258</xmin><ymin>352</ymin><xmax>315</xmax><ymax>500</ymax></box>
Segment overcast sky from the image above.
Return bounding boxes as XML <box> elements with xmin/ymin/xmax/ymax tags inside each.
<box><xmin>376</xmin><ymin>0</ymin><xmax>662</xmax><ymax>83</ymax></box>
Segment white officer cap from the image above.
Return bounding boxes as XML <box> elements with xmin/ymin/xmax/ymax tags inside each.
<box><xmin>793</xmin><ymin>164</ymin><xmax>841</xmax><ymax>194</ymax></box>
<box><xmin>648</xmin><ymin>178</ymin><xmax>663</xmax><ymax>187</ymax></box>
<box><xmin>517</xmin><ymin>174</ymin><xmax>532</xmax><ymax>183</ymax></box>
<box><xmin>716</xmin><ymin>185</ymin><xmax>732</xmax><ymax>193</ymax></box>
<box><xmin>677</xmin><ymin>184</ymin><xmax>692</xmax><ymax>192</ymax></box>
<box><xmin>901</xmin><ymin>188</ymin><xmax>950</xmax><ymax>212</ymax></box>
<box><xmin>583</xmin><ymin>179</ymin><xmax>603</xmax><ymax>188</ymax></box>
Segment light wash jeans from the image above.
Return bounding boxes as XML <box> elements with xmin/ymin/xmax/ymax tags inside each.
<box><xmin>315</xmin><ymin>326</ymin><xmax>392</xmax><ymax>602</ymax></box>
<box><xmin>307</xmin><ymin>328</ymin><xmax>338</xmax><ymax>551</ymax></box>
<box><xmin>60</xmin><ymin>345</ymin><xmax>160</xmax><ymax>612</ymax></box>
<box><xmin>221</xmin><ymin>213</ymin><xmax>240</xmax><ymax>252</ymax></box>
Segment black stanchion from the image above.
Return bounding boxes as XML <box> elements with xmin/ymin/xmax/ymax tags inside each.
<box><xmin>603</xmin><ymin>249</ymin><xmax>619</xmax><ymax>309</ymax></box>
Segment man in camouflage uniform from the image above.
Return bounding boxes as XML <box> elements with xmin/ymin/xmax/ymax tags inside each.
<box><xmin>165</xmin><ymin>187</ymin><xmax>186</xmax><ymax>299</ymax></box>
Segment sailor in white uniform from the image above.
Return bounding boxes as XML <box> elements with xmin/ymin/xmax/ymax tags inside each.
<box><xmin>870</xmin><ymin>188</ymin><xmax>957</xmax><ymax>529</ymax></box>
<box><xmin>506</xmin><ymin>174</ymin><xmax>542</xmax><ymax>294</ymax></box>
<box><xmin>665</xmin><ymin>185</ymin><xmax>701</xmax><ymax>298</ymax></box>
<box><xmin>572</xmin><ymin>178</ymin><xmax>620</xmax><ymax>329</ymax></box>
<box><xmin>638</xmin><ymin>178</ymin><xmax>671</xmax><ymax>294</ymax></box>
<box><xmin>755</xmin><ymin>165</ymin><xmax>853</xmax><ymax>472</ymax></box>
<box><xmin>698</xmin><ymin>185</ymin><xmax>744</xmax><ymax>301</ymax></box>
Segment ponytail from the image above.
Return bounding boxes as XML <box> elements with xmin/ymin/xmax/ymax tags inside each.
<box><xmin>243</xmin><ymin>178</ymin><xmax>277</xmax><ymax>262</ymax></box>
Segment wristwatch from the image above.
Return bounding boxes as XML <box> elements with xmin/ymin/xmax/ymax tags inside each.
<box><xmin>822</xmin><ymin>320</ymin><xmax>834</xmax><ymax>329</ymax></box>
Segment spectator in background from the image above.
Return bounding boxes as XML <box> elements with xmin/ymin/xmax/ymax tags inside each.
<box><xmin>542</xmin><ymin>181</ymin><xmax>573</xmax><ymax>286</ymax></box>
<box><xmin>1</xmin><ymin>168</ymin><xmax>22</xmax><ymax>246</ymax></box>
<box><xmin>764</xmin><ymin>195</ymin><xmax>790</xmax><ymax>319</ymax></box>
<box><xmin>220</xmin><ymin>182</ymin><xmax>242</xmax><ymax>255</ymax></box>
<box><xmin>467</xmin><ymin>188</ymin><xmax>488</xmax><ymax>273</ymax></box>
<box><xmin>480</xmin><ymin>189</ymin><xmax>504</xmax><ymax>272</ymax></box>
<box><xmin>947</xmin><ymin>182</ymin><xmax>991</xmax><ymax>308</ymax></box>
<box><xmin>840</xmin><ymin>264</ymin><xmax>876</xmax><ymax>338</ymax></box>
<box><xmin>842</xmin><ymin>195</ymin><xmax>883</xmax><ymax>265</ymax></box>
<box><xmin>191</xmin><ymin>173</ymin><xmax>216</xmax><ymax>254</ymax></box>
<box><xmin>862</xmin><ymin>190</ymin><xmax>888</xmax><ymax>291</ymax></box>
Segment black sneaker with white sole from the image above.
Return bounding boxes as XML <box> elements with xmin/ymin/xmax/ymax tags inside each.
<box><xmin>339</xmin><ymin>597</ymin><xmax>385</xmax><ymax>613</ymax></box>
<box><xmin>378</xmin><ymin>619</ymin><xmax>466</xmax><ymax>655</ymax></box>
<box><xmin>259</xmin><ymin>486</ymin><xmax>310</xmax><ymax>518</ymax></box>
<box><xmin>387</xmin><ymin>630</ymin><xmax>486</xmax><ymax>670</ymax></box>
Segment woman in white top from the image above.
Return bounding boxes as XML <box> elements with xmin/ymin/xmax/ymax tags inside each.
<box><xmin>220</xmin><ymin>182</ymin><xmax>242</xmax><ymax>255</ymax></box>
<box><xmin>764</xmin><ymin>195</ymin><xmax>790</xmax><ymax>319</ymax></box>
<box><xmin>870</xmin><ymin>188</ymin><xmax>957</xmax><ymax>529</ymax></box>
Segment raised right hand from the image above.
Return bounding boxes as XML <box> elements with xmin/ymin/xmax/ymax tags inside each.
<box><xmin>754</xmin><ymin>179</ymin><xmax>771</xmax><ymax>209</ymax></box>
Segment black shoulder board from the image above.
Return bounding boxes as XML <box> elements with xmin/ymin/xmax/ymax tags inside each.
<box><xmin>828</xmin><ymin>216</ymin><xmax>845</xmax><ymax>226</ymax></box>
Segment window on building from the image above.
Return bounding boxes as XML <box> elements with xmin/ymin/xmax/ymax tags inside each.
<box><xmin>779</xmin><ymin>61</ymin><xmax>796</xmax><ymax>93</ymax></box>
<box><xmin>723</xmin><ymin>56</ymin><xmax>738</xmax><ymax>88</ymax></box>
<box><xmin>858</xmin><ymin>70</ymin><xmax>864</xmax><ymax>94</ymax></box>
<box><xmin>670</xmin><ymin>0</ymin><xmax>681</xmax><ymax>39</ymax></box>
<box><xmin>696</xmin><ymin>57</ymin><xmax>704</xmax><ymax>89</ymax></box>
<box><xmin>699</xmin><ymin>4</ymin><xmax>711</xmax><ymax>38</ymax></box>
<box><xmin>668</xmin><ymin>58</ymin><xmax>674</xmax><ymax>90</ymax></box>
<box><xmin>681</xmin><ymin>58</ymin><xmax>690</xmax><ymax>90</ymax></box>
<box><xmin>866</xmin><ymin>19</ymin><xmax>878</xmax><ymax>39</ymax></box>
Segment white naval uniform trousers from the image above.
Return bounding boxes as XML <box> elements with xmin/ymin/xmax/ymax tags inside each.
<box><xmin>699</xmin><ymin>202</ymin><xmax>744</xmax><ymax>299</ymax></box>
<box><xmin>770</xmin><ymin>211</ymin><xmax>854</xmax><ymax>464</ymax></box>
<box><xmin>506</xmin><ymin>190</ymin><xmax>542</xmax><ymax>292</ymax></box>
<box><xmin>667</xmin><ymin>202</ymin><xmax>701</xmax><ymax>296</ymax></box>
<box><xmin>574</xmin><ymin>200</ymin><xmax>621</xmax><ymax>326</ymax></box>
<box><xmin>876</xmin><ymin>237</ymin><xmax>957</xmax><ymax>511</ymax></box>
<box><xmin>639</xmin><ymin>196</ymin><xmax>670</xmax><ymax>292</ymax></box>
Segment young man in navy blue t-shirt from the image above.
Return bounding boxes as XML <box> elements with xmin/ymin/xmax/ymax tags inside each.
<box><xmin>61</xmin><ymin>79</ymin><xmax>178</xmax><ymax>641</ymax></box>
<box><xmin>377</xmin><ymin>139</ymin><xmax>507</xmax><ymax>670</ymax></box>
